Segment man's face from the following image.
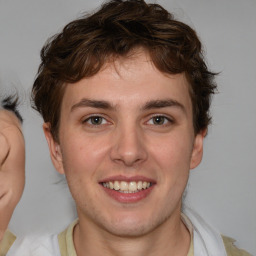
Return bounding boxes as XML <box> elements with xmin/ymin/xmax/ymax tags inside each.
<box><xmin>0</xmin><ymin>110</ymin><xmax>25</xmax><ymax>241</ymax></box>
<box><xmin>45</xmin><ymin>51</ymin><xmax>205</xmax><ymax>237</ymax></box>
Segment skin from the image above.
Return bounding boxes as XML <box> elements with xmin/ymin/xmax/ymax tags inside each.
<box><xmin>44</xmin><ymin>50</ymin><xmax>206</xmax><ymax>256</ymax></box>
<box><xmin>0</xmin><ymin>109</ymin><xmax>25</xmax><ymax>241</ymax></box>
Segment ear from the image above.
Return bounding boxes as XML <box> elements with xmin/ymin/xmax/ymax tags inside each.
<box><xmin>43</xmin><ymin>123</ymin><xmax>65</xmax><ymax>174</ymax></box>
<box><xmin>190</xmin><ymin>129</ymin><xmax>207</xmax><ymax>169</ymax></box>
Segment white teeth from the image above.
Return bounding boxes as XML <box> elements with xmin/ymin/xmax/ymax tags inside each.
<box><xmin>129</xmin><ymin>181</ymin><xmax>137</xmax><ymax>192</ymax></box>
<box><xmin>137</xmin><ymin>181</ymin><xmax>142</xmax><ymax>190</ymax></box>
<box><xmin>142</xmin><ymin>181</ymin><xmax>148</xmax><ymax>189</ymax></box>
<box><xmin>102</xmin><ymin>181</ymin><xmax>152</xmax><ymax>193</ymax></box>
<box><xmin>120</xmin><ymin>181</ymin><xmax>129</xmax><ymax>191</ymax></box>
<box><xmin>114</xmin><ymin>181</ymin><xmax>120</xmax><ymax>191</ymax></box>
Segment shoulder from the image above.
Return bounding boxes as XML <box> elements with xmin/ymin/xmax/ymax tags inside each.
<box><xmin>222</xmin><ymin>236</ymin><xmax>252</xmax><ymax>256</ymax></box>
<box><xmin>5</xmin><ymin>235</ymin><xmax>33</xmax><ymax>256</ymax></box>
<box><xmin>0</xmin><ymin>230</ymin><xmax>62</xmax><ymax>256</ymax></box>
<box><xmin>7</xmin><ymin>233</ymin><xmax>61</xmax><ymax>256</ymax></box>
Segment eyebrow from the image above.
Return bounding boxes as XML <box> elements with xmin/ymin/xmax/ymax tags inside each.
<box><xmin>71</xmin><ymin>98</ymin><xmax>115</xmax><ymax>112</ymax></box>
<box><xmin>71</xmin><ymin>98</ymin><xmax>186</xmax><ymax>114</ymax></box>
<box><xmin>142</xmin><ymin>99</ymin><xmax>186</xmax><ymax>113</ymax></box>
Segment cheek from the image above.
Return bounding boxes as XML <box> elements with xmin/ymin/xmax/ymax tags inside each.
<box><xmin>150</xmin><ymin>134</ymin><xmax>193</xmax><ymax>173</ymax></box>
<box><xmin>61</xmin><ymin>135</ymin><xmax>110</xmax><ymax>176</ymax></box>
<box><xmin>158</xmin><ymin>138</ymin><xmax>192</xmax><ymax>194</ymax></box>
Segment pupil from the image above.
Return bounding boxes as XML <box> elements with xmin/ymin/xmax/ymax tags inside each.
<box><xmin>92</xmin><ymin>116</ymin><xmax>102</xmax><ymax>125</ymax></box>
<box><xmin>154</xmin><ymin>116</ymin><xmax>164</xmax><ymax>125</ymax></box>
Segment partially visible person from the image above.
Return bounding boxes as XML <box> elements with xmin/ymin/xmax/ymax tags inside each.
<box><xmin>0</xmin><ymin>94</ymin><xmax>25</xmax><ymax>255</ymax></box>
<box><xmin>30</xmin><ymin>0</ymin><xmax>251</xmax><ymax>255</ymax></box>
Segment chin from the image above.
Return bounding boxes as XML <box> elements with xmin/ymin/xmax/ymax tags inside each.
<box><xmin>99</xmin><ymin>211</ymin><xmax>167</xmax><ymax>238</ymax></box>
<box><xmin>103</xmin><ymin>221</ymin><xmax>152</xmax><ymax>238</ymax></box>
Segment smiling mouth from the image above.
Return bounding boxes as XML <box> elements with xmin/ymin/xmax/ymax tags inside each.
<box><xmin>101</xmin><ymin>181</ymin><xmax>152</xmax><ymax>193</ymax></box>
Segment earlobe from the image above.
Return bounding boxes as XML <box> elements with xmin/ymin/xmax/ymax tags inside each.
<box><xmin>190</xmin><ymin>129</ymin><xmax>207</xmax><ymax>169</ymax></box>
<box><xmin>43</xmin><ymin>123</ymin><xmax>65</xmax><ymax>174</ymax></box>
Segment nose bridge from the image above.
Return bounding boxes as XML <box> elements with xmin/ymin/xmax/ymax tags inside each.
<box><xmin>110</xmin><ymin>119</ymin><xmax>147</xmax><ymax>166</ymax></box>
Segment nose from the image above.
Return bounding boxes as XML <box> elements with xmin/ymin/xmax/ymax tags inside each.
<box><xmin>110</xmin><ymin>124</ymin><xmax>148</xmax><ymax>167</ymax></box>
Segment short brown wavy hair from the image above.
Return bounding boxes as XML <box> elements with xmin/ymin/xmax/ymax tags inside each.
<box><xmin>32</xmin><ymin>0</ymin><xmax>217</xmax><ymax>141</ymax></box>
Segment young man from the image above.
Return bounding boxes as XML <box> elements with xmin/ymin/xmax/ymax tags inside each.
<box><xmin>0</xmin><ymin>95</ymin><xmax>25</xmax><ymax>255</ymax></box>
<box><xmin>31</xmin><ymin>0</ymin><xmax>251</xmax><ymax>255</ymax></box>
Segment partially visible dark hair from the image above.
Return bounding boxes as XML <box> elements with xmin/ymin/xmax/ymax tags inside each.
<box><xmin>32</xmin><ymin>0</ymin><xmax>217</xmax><ymax>140</ymax></box>
<box><xmin>1</xmin><ymin>94</ymin><xmax>23</xmax><ymax>123</ymax></box>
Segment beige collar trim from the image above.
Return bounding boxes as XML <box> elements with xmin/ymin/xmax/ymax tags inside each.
<box><xmin>0</xmin><ymin>230</ymin><xmax>16</xmax><ymax>255</ymax></box>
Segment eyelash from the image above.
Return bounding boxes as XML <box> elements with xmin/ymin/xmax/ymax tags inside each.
<box><xmin>82</xmin><ymin>114</ymin><xmax>173</xmax><ymax>127</ymax></box>
<box><xmin>146</xmin><ymin>115</ymin><xmax>174</xmax><ymax>126</ymax></box>
<box><xmin>82</xmin><ymin>115</ymin><xmax>108</xmax><ymax>126</ymax></box>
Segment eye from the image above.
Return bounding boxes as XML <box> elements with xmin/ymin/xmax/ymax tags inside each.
<box><xmin>83</xmin><ymin>116</ymin><xmax>107</xmax><ymax>126</ymax></box>
<box><xmin>147</xmin><ymin>115</ymin><xmax>172</xmax><ymax>126</ymax></box>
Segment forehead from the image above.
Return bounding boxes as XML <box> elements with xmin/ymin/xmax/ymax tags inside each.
<box><xmin>61</xmin><ymin>51</ymin><xmax>192</xmax><ymax>112</ymax></box>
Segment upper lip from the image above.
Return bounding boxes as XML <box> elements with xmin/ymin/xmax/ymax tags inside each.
<box><xmin>99</xmin><ymin>175</ymin><xmax>156</xmax><ymax>184</ymax></box>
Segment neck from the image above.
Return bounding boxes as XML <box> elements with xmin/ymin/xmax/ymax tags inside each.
<box><xmin>73</xmin><ymin>211</ymin><xmax>191</xmax><ymax>256</ymax></box>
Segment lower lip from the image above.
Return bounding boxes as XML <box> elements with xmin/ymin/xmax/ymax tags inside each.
<box><xmin>101</xmin><ymin>185</ymin><xmax>154</xmax><ymax>203</ymax></box>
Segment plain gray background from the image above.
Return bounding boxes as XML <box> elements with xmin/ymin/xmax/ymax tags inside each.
<box><xmin>0</xmin><ymin>0</ymin><xmax>255</xmax><ymax>254</ymax></box>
